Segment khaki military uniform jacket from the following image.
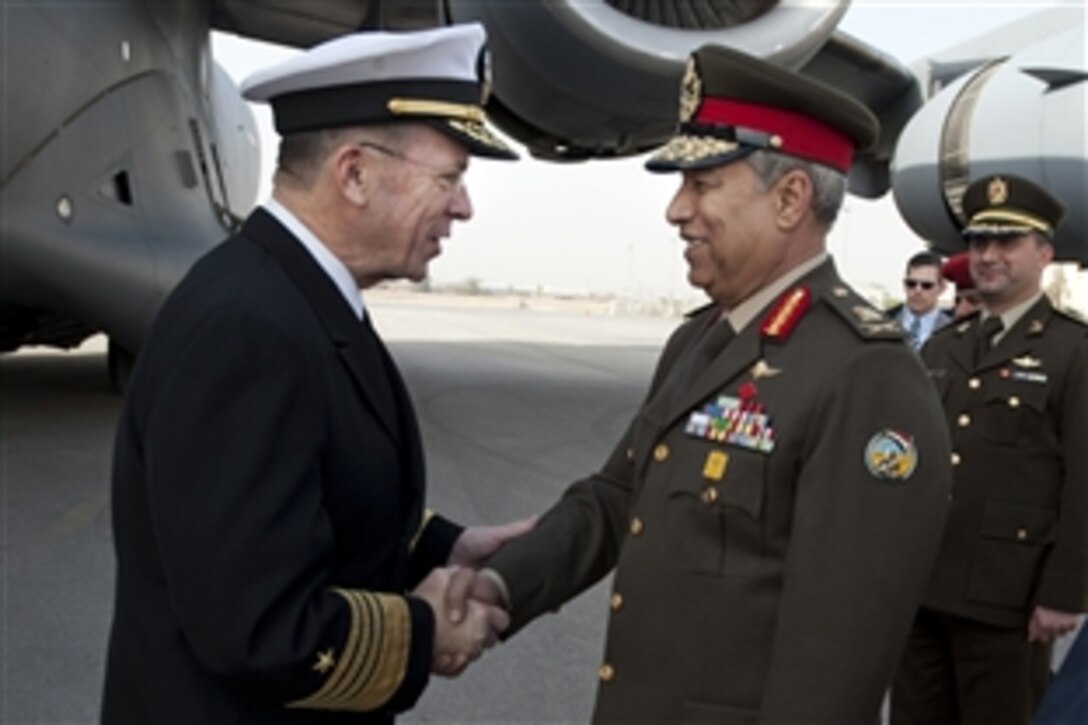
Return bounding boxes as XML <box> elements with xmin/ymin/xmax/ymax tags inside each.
<box><xmin>489</xmin><ymin>260</ymin><xmax>952</xmax><ymax>724</ymax></box>
<box><xmin>919</xmin><ymin>297</ymin><xmax>1088</xmax><ymax>627</ymax></box>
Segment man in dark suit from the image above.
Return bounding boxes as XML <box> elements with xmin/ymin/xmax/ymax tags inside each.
<box><xmin>888</xmin><ymin>251</ymin><xmax>954</xmax><ymax>349</ymax></box>
<box><xmin>891</xmin><ymin>174</ymin><xmax>1087</xmax><ymax>724</ymax></box>
<box><xmin>101</xmin><ymin>24</ymin><xmax>531</xmax><ymax>724</ymax></box>
<box><xmin>449</xmin><ymin>45</ymin><xmax>952</xmax><ymax>723</ymax></box>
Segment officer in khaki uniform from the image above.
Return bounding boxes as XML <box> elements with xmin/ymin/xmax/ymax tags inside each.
<box><xmin>452</xmin><ymin>45</ymin><xmax>952</xmax><ymax>723</ymax></box>
<box><xmin>891</xmin><ymin>175</ymin><xmax>1087</xmax><ymax>724</ymax></box>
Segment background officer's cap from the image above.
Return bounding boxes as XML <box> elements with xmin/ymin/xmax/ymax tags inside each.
<box><xmin>941</xmin><ymin>253</ymin><xmax>974</xmax><ymax>290</ymax></box>
<box><xmin>241</xmin><ymin>23</ymin><xmax>517</xmax><ymax>160</ymax></box>
<box><xmin>647</xmin><ymin>44</ymin><xmax>878</xmax><ymax>174</ymax></box>
<box><xmin>961</xmin><ymin>174</ymin><xmax>1065</xmax><ymax>239</ymax></box>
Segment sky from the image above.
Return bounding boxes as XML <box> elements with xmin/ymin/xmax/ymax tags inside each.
<box><xmin>210</xmin><ymin>1</ymin><xmax>1087</xmax><ymax>311</ymax></box>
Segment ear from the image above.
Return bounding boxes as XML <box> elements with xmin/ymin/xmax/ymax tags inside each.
<box><xmin>332</xmin><ymin>145</ymin><xmax>370</xmax><ymax>207</ymax></box>
<box><xmin>1038</xmin><ymin>238</ymin><xmax>1055</xmax><ymax>266</ymax></box>
<box><xmin>773</xmin><ymin>170</ymin><xmax>812</xmax><ymax>230</ymax></box>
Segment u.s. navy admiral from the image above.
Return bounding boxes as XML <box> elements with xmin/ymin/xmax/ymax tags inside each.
<box><xmin>102</xmin><ymin>24</ymin><xmax>530</xmax><ymax>724</ymax></box>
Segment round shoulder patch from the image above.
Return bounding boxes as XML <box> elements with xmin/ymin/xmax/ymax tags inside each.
<box><xmin>864</xmin><ymin>430</ymin><xmax>918</xmax><ymax>481</ymax></box>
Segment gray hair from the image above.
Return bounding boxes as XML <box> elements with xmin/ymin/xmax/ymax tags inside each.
<box><xmin>744</xmin><ymin>150</ymin><xmax>847</xmax><ymax>228</ymax></box>
<box><xmin>274</xmin><ymin>123</ymin><xmax>418</xmax><ymax>188</ymax></box>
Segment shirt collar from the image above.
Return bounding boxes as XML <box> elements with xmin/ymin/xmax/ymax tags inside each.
<box><xmin>263</xmin><ymin>198</ymin><xmax>365</xmax><ymax>321</ymax></box>
<box><xmin>984</xmin><ymin>291</ymin><xmax>1044</xmax><ymax>342</ymax></box>
<box><xmin>724</xmin><ymin>252</ymin><xmax>828</xmax><ymax>333</ymax></box>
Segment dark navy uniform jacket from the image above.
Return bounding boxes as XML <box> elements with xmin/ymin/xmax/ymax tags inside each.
<box><xmin>102</xmin><ymin>209</ymin><xmax>460</xmax><ymax>723</ymax></box>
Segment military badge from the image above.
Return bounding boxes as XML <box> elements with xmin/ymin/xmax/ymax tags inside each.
<box><xmin>1028</xmin><ymin>320</ymin><xmax>1045</xmax><ymax>334</ymax></box>
<box><xmin>864</xmin><ymin>430</ymin><xmax>918</xmax><ymax>481</ymax></box>
<box><xmin>684</xmin><ymin>393</ymin><xmax>776</xmax><ymax>453</ymax></box>
<box><xmin>703</xmin><ymin>450</ymin><xmax>729</xmax><ymax>481</ymax></box>
<box><xmin>679</xmin><ymin>56</ymin><xmax>701</xmax><ymax>123</ymax></box>
<box><xmin>750</xmin><ymin>359</ymin><xmax>782</xmax><ymax>380</ymax></box>
<box><xmin>988</xmin><ymin>176</ymin><xmax>1008</xmax><ymax>205</ymax></box>
<box><xmin>853</xmin><ymin>305</ymin><xmax>885</xmax><ymax>323</ymax></box>
<box><xmin>1012</xmin><ymin>355</ymin><xmax>1042</xmax><ymax>368</ymax></box>
<box><xmin>1010</xmin><ymin>370</ymin><xmax>1048</xmax><ymax>384</ymax></box>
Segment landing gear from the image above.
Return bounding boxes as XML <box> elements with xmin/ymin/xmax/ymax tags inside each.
<box><xmin>108</xmin><ymin>339</ymin><xmax>135</xmax><ymax>394</ymax></box>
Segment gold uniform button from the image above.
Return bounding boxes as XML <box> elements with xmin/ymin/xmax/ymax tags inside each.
<box><xmin>701</xmin><ymin>487</ymin><xmax>719</xmax><ymax>504</ymax></box>
<box><xmin>1017</xmin><ymin>528</ymin><xmax>1028</xmax><ymax>541</ymax></box>
<box><xmin>653</xmin><ymin>444</ymin><xmax>670</xmax><ymax>462</ymax></box>
<box><xmin>951</xmin><ymin>452</ymin><xmax>961</xmax><ymax>466</ymax></box>
<box><xmin>957</xmin><ymin>414</ymin><xmax>971</xmax><ymax>428</ymax></box>
<box><xmin>625</xmin><ymin>447</ymin><xmax>635</xmax><ymax>461</ymax></box>
<box><xmin>968</xmin><ymin>378</ymin><xmax>982</xmax><ymax>390</ymax></box>
<box><xmin>630</xmin><ymin>518</ymin><xmax>644</xmax><ymax>536</ymax></box>
<box><xmin>599</xmin><ymin>663</ymin><xmax>615</xmax><ymax>682</ymax></box>
<box><xmin>1008</xmin><ymin>396</ymin><xmax>1021</xmax><ymax>408</ymax></box>
<box><xmin>610</xmin><ymin>593</ymin><xmax>623</xmax><ymax>611</ymax></box>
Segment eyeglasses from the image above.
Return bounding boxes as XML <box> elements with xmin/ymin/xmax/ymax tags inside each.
<box><xmin>357</xmin><ymin>140</ymin><xmax>466</xmax><ymax>195</ymax></box>
<box><xmin>903</xmin><ymin>279</ymin><xmax>937</xmax><ymax>290</ymax></box>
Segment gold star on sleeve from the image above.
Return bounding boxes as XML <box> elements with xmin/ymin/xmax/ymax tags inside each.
<box><xmin>289</xmin><ymin>589</ymin><xmax>411</xmax><ymax>712</ymax></box>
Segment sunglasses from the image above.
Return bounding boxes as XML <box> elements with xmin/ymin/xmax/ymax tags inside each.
<box><xmin>904</xmin><ymin>279</ymin><xmax>937</xmax><ymax>290</ymax></box>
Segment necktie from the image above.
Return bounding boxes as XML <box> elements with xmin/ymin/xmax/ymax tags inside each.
<box><xmin>974</xmin><ymin>316</ymin><xmax>1004</xmax><ymax>365</ymax></box>
<box><xmin>690</xmin><ymin>319</ymin><xmax>736</xmax><ymax>380</ymax></box>
<box><xmin>907</xmin><ymin>315</ymin><xmax>922</xmax><ymax>350</ymax></box>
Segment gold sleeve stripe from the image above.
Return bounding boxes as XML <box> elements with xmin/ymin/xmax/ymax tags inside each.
<box><xmin>288</xmin><ymin>589</ymin><xmax>412</xmax><ymax>712</ymax></box>
<box><xmin>409</xmin><ymin>508</ymin><xmax>436</xmax><ymax>552</ymax></box>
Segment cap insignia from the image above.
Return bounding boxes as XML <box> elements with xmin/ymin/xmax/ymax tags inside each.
<box><xmin>988</xmin><ymin>176</ymin><xmax>1008</xmax><ymax>205</ymax></box>
<box><xmin>679</xmin><ymin>56</ymin><xmax>702</xmax><ymax>123</ymax></box>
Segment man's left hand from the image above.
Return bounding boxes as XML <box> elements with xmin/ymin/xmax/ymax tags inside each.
<box><xmin>1028</xmin><ymin>606</ymin><xmax>1082</xmax><ymax>643</ymax></box>
<box><xmin>448</xmin><ymin>516</ymin><xmax>537</xmax><ymax>568</ymax></box>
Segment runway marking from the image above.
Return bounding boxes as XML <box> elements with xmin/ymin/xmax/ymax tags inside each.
<box><xmin>40</xmin><ymin>492</ymin><xmax>109</xmax><ymax>539</ymax></box>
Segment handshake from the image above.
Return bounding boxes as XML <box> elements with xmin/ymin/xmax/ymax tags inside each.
<box><xmin>413</xmin><ymin>565</ymin><xmax>509</xmax><ymax>677</ymax></box>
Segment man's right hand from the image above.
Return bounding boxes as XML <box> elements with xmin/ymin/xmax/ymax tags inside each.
<box><xmin>411</xmin><ymin>567</ymin><xmax>509</xmax><ymax>677</ymax></box>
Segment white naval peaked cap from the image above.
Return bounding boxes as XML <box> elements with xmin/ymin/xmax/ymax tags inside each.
<box><xmin>241</xmin><ymin>23</ymin><xmax>517</xmax><ymax>160</ymax></box>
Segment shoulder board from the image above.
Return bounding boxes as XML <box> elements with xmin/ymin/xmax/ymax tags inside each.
<box><xmin>684</xmin><ymin>301</ymin><xmax>717</xmax><ymax>319</ymax></box>
<box><xmin>821</xmin><ymin>285</ymin><xmax>903</xmax><ymax>341</ymax></box>
<box><xmin>932</xmin><ymin>312</ymin><xmax>978</xmax><ymax>339</ymax></box>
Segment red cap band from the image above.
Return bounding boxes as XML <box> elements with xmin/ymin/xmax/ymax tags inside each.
<box><xmin>695</xmin><ymin>98</ymin><xmax>854</xmax><ymax>172</ymax></box>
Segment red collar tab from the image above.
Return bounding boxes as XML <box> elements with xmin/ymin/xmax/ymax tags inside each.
<box><xmin>695</xmin><ymin>98</ymin><xmax>854</xmax><ymax>173</ymax></box>
<box><xmin>761</xmin><ymin>286</ymin><xmax>812</xmax><ymax>340</ymax></box>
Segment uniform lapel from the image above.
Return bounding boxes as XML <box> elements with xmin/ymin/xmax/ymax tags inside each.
<box><xmin>643</xmin><ymin>304</ymin><xmax>761</xmax><ymax>435</ymax></box>
<box><xmin>242</xmin><ymin>209</ymin><xmax>400</xmax><ymax>440</ymax></box>
<box><xmin>659</xmin><ymin>327</ymin><xmax>762</xmax><ymax>432</ymax></box>
<box><xmin>946</xmin><ymin>318</ymin><xmax>980</xmax><ymax>374</ymax></box>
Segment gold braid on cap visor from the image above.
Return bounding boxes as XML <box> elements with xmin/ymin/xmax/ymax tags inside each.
<box><xmin>969</xmin><ymin>209</ymin><xmax>1053</xmax><ymax>236</ymax></box>
<box><xmin>652</xmin><ymin>134</ymin><xmax>740</xmax><ymax>164</ymax></box>
<box><xmin>387</xmin><ymin>98</ymin><xmax>486</xmax><ymax>123</ymax></box>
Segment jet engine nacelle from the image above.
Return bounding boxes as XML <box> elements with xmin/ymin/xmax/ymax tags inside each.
<box><xmin>446</xmin><ymin>0</ymin><xmax>849</xmax><ymax>160</ymax></box>
<box><xmin>892</xmin><ymin>24</ymin><xmax>1086</xmax><ymax>266</ymax></box>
